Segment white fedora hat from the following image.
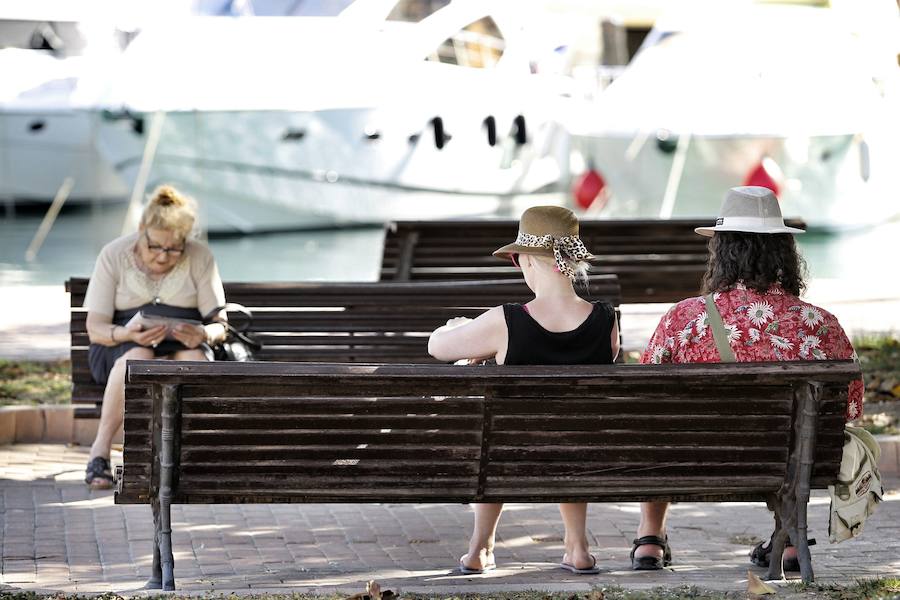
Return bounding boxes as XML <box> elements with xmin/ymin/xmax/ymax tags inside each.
<box><xmin>695</xmin><ymin>186</ymin><xmax>806</xmax><ymax>237</ymax></box>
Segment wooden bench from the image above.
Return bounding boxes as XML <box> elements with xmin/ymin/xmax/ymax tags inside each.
<box><xmin>381</xmin><ymin>218</ymin><xmax>806</xmax><ymax>304</ymax></box>
<box><xmin>66</xmin><ymin>275</ymin><xmax>621</xmax><ymax>417</ymax></box>
<box><xmin>118</xmin><ymin>359</ymin><xmax>857</xmax><ymax>589</ymax></box>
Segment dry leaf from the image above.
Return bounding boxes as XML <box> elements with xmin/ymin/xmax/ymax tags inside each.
<box><xmin>747</xmin><ymin>570</ymin><xmax>777</xmax><ymax>596</ymax></box>
<box><xmin>587</xmin><ymin>591</ymin><xmax>605</xmax><ymax>600</ymax></box>
<box><xmin>367</xmin><ymin>580</ymin><xmax>382</xmax><ymax>600</ymax></box>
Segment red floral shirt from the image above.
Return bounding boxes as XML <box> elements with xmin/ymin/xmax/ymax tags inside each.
<box><xmin>640</xmin><ymin>283</ymin><xmax>864</xmax><ymax>420</ymax></box>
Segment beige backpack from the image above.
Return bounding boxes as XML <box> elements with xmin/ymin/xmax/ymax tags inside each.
<box><xmin>702</xmin><ymin>295</ymin><xmax>882</xmax><ymax>543</ymax></box>
<box><xmin>828</xmin><ymin>426</ymin><xmax>883</xmax><ymax>543</ymax></box>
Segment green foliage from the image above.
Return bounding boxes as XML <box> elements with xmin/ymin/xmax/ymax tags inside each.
<box><xmin>0</xmin><ymin>360</ymin><xmax>71</xmax><ymax>406</ymax></box>
<box><xmin>791</xmin><ymin>576</ymin><xmax>900</xmax><ymax>599</ymax></box>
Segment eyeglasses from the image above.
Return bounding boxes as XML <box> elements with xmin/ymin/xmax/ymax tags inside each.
<box><xmin>510</xmin><ymin>253</ymin><xmax>520</xmax><ymax>268</ymax></box>
<box><xmin>143</xmin><ymin>231</ymin><xmax>184</xmax><ymax>257</ymax></box>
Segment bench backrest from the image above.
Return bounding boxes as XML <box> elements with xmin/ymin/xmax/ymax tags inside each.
<box><xmin>67</xmin><ymin>276</ymin><xmax>621</xmax><ymax>417</ymax></box>
<box><xmin>380</xmin><ymin>218</ymin><xmax>806</xmax><ymax>303</ymax></box>
<box><xmin>118</xmin><ymin>360</ymin><xmax>855</xmax><ymax>505</ymax></box>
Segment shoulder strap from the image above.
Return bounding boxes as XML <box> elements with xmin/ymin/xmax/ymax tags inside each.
<box><xmin>704</xmin><ymin>293</ymin><xmax>736</xmax><ymax>363</ymax></box>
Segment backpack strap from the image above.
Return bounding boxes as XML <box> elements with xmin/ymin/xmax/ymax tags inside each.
<box><xmin>704</xmin><ymin>293</ymin><xmax>736</xmax><ymax>363</ymax></box>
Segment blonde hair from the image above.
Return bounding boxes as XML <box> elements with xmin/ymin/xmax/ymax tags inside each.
<box><xmin>528</xmin><ymin>253</ymin><xmax>590</xmax><ymax>285</ymax></box>
<box><xmin>140</xmin><ymin>185</ymin><xmax>196</xmax><ymax>239</ymax></box>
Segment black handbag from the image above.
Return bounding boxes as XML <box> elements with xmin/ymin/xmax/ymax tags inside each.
<box><xmin>202</xmin><ymin>303</ymin><xmax>262</xmax><ymax>362</ymax></box>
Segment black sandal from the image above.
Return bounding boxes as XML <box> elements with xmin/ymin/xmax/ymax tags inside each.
<box><xmin>631</xmin><ymin>535</ymin><xmax>672</xmax><ymax>570</ymax></box>
<box><xmin>85</xmin><ymin>456</ymin><xmax>114</xmax><ymax>489</ymax></box>
<box><xmin>749</xmin><ymin>532</ymin><xmax>816</xmax><ymax>571</ymax></box>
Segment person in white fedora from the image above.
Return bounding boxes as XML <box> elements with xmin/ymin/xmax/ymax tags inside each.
<box><xmin>428</xmin><ymin>205</ymin><xmax>620</xmax><ymax>575</ymax></box>
<box><xmin>633</xmin><ymin>186</ymin><xmax>864</xmax><ymax>572</ymax></box>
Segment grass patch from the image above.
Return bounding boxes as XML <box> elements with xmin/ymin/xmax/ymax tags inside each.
<box><xmin>856</xmin><ymin>336</ymin><xmax>900</xmax><ymax>401</ymax></box>
<box><xmin>0</xmin><ymin>360</ymin><xmax>71</xmax><ymax>406</ymax></box>
<box><xmin>2</xmin><ymin>581</ymin><xmax>900</xmax><ymax>600</ymax></box>
<box><xmin>791</xmin><ymin>576</ymin><xmax>900</xmax><ymax>599</ymax></box>
<box><xmin>855</xmin><ymin>335</ymin><xmax>900</xmax><ymax>435</ymax></box>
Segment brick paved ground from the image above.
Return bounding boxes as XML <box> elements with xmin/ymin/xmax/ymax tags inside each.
<box><xmin>1</xmin><ymin>444</ymin><xmax>898</xmax><ymax>596</ymax></box>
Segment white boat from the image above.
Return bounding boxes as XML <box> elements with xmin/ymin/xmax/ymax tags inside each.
<box><xmin>0</xmin><ymin>8</ymin><xmax>130</xmax><ymax>205</ymax></box>
<box><xmin>565</xmin><ymin>2</ymin><xmax>900</xmax><ymax>230</ymax></box>
<box><xmin>94</xmin><ymin>0</ymin><xmax>577</xmax><ymax>234</ymax></box>
<box><xmin>0</xmin><ymin>0</ymin><xmax>287</xmax><ymax>208</ymax></box>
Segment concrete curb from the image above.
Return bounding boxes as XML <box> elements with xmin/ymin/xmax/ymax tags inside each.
<box><xmin>0</xmin><ymin>405</ymin><xmax>118</xmax><ymax>446</ymax></box>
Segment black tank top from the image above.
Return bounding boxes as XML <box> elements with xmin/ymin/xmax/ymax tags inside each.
<box><xmin>502</xmin><ymin>302</ymin><xmax>616</xmax><ymax>365</ymax></box>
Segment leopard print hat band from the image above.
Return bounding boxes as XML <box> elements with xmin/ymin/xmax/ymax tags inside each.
<box><xmin>514</xmin><ymin>232</ymin><xmax>592</xmax><ymax>280</ymax></box>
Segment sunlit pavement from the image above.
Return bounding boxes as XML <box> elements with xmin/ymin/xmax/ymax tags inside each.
<box><xmin>1</xmin><ymin>444</ymin><xmax>898</xmax><ymax>595</ymax></box>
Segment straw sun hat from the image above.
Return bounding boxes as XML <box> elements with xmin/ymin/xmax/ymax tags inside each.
<box><xmin>695</xmin><ymin>186</ymin><xmax>806</xmax><ymax>237</ymax></box>
<box><xmin>492</xmin><ymin>205</ymin><xmax>593</xmax><ymax>279</ymax></box>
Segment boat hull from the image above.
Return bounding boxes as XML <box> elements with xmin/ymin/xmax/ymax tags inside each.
<box><xmin>96</xmin><ymin>108</ymin><xmax>570</xmax><ymax>233</ymax></box>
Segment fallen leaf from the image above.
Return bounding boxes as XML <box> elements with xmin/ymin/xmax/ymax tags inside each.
<box><xmin>747</xmin><ymin>570</ymin><xmax>777</xmax><ymax>595</ymax></box>
<box><xmin>587</xmin><ymin>591</ymin><xmax>605</xmax><ymax>600</ymax></box>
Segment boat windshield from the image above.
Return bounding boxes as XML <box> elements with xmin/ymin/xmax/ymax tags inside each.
<box><xmin>426</xmin><ymin>16</ymin><xmax>505</xmax><ymax>68</ymax></box>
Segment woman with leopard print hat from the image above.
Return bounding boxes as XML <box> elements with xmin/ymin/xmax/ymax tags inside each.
<box><xmin>428</xmin><ymin>205</ymin><xmax>620</xmax><ymax>575</ymax></box>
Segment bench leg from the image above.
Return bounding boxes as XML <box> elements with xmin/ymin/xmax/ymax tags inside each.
<box><xmin>158</xmin><ymin>489</ymin><xmax>175</xmax><ymax>590</ymax></box>
<box><xmin>765</xmin><ymin>501</ymin><xmax>789</xmax><ymax>581</ymax></box>
<box><xmin>793</xmin><ymin>493</ymin><xmax>814</xmax><ymax>582</ymax></box>
<box><xmin>157</xmin><ymin>383</ymin><xmax>178</xmax><ymax>591</ymax></box>
<box><xmin>145</xmin><ymin>499</ymin><xmax>162</xmax><ymax>589</ymax></box>
<box><xmin>792</xmin><ymin>383</ymin><xmax>818</xmax><ymax>584</ymax></box>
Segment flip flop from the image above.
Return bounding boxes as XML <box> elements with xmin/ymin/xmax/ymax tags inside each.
<box><xmin>458</xmin><ymin>557</ymin><xmax>496</xmax><ymax>575</ymax></box>
<box><xmin>560</xmin><ymin>554</ymin><xmax>600</xmax><ymax>575</ymax></box>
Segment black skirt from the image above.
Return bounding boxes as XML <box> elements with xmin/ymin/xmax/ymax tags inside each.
<box><xmin>88</xmin><ymin>303</ymin><xmax>203</xmax><ymax>385</ymax></box>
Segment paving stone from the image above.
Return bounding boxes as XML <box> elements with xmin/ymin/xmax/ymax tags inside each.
<box><xmin>2</xmin><ymin>443</ymin><xmax>900</xmax><ymax>595</ymax></box>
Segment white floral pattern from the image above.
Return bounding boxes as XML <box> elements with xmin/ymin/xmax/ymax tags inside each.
<box><xmin>770</xmin><ymin>335</ymin><xmax>793</xmax><ymax>351</ymax></box>
<box><xmin>641</xmin><ymin>284</ymin><xmax>864</xmax><ymax>421</ymax></box>
<box><xmin>725</xmin><ymin>322</ymin><xmax>742</xmax><ymax>342</ymax></box>
<box><xmin>748</xmin><ymin>301</ymin><xmax>774</xmax><ymax>326</ymax></box>
<box><xmin>801</xmin><ymin>306</ymin><xmax>824</xmax><ymax>328</ymax></box>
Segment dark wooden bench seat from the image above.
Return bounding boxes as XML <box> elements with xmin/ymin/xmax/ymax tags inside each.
<box><xmin>381</xmin><ymin>218</ymin><xmax>806</xmax><ymax>304</ymax></box>
<box><xmin>119</xmin><ymin>359</ymin><xmax>857</xmax><ymax>589</ymax></box>
<box><xmin>66</xmin><ymin>275</ymin><xmax>621</xmax><ymax>417</ymax></box>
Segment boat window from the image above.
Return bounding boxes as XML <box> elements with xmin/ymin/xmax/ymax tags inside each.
<box><xmin>387</xmin><ymin>0</ymin><xmax>451</xmax><ymax>22</ymax></box>
<box><xmin>426</xmin><ymin>16</ymin><xmax>504</xmax><ymax>68</ymax></box>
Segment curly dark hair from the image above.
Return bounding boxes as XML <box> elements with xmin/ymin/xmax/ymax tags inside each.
<box><xmin>701</xmin><ymin>232</ymin><xmax>807</xmax><ymax>296</ymax></box>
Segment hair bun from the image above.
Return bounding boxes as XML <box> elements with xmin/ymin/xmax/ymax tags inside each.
<box><xmin>151</xmin><ymin>185</ymin><xmax>185</xmax><ymax>207</ymax></box>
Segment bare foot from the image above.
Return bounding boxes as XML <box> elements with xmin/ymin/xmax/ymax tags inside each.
<box><xmin>459</xmin><ymin>550</ymin><xmax>495</xmax><ymax>572</ymax></box>
<box><xmin>634</xmin><ymin>531</ymin><xmax>666</xmax><ymax>560</ymax></box>
<box><xmin>562</xmin><ymin>551</ymin><xmax>596</xmax><ymax>571</ymax></box>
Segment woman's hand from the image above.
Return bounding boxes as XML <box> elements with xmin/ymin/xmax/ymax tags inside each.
<box><xmin>127</xmin><ymin>323</ymin><xmax>167</xmax><ymax>348</ymax></box>
<box><xmin>172</xmin><ymin>323</ymin><xmax>207</xmax><ymax>349</ymax></box>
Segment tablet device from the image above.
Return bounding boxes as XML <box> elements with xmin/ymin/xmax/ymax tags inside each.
<box><xmin>125</xmin><ymin>311</ymin><xmax>203</xmax><ymax>340</ymax></box>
